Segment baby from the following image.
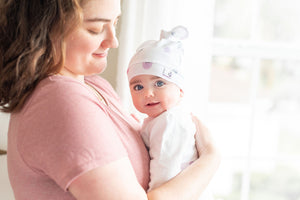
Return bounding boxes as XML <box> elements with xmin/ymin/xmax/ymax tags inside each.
<box><xmin>127</xmin><ymin>26</ymin><xmax>213</xmax><ymax>199</ymax></box>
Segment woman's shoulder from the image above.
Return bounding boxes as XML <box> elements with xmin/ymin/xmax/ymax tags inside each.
<box><xmin>45</xmin><ymin>75</ymin><xmax>86</xmax><ymax>91</ymax></box>
<box><xmin>22</xmin><ymin>76</ymin><xmax>91</xmax><ymax>112</ymax></box>
<box><xmin>84</xmin><ymin>74</ymin><xmax>111</xmax><ymax>88</ymax></box>
<box><xmin>85</xmin><ymin>75</ymin><xmax>114</xmax><ymax>91</ymax></box>
<box><xmin>85</xmin><ymin>75</ymin><xmax>120</xmax><ymax>101</ymax></box>
<box><xmin>40</xmin><ymin>75</ymin><xmax>89</xmax><ymax>99</ymax></box>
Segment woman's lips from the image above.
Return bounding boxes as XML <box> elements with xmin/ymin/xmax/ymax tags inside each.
<box><xmin>92</xmin><ymin>52</ymin><xmax>108</xmax><ymax>58</ymax></box>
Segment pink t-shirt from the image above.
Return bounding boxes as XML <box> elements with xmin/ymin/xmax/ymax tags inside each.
<box><xmin>7</xmin><ymin>75</ymin><xmax>150</xmax><ymax>200</ymax></box>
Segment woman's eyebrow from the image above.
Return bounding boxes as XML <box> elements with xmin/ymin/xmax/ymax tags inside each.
<box><xmin>84</xmin><ymin>15</ymin><xmax>121</xmax><ymax>23</ymax></box>
<box><xmin>85</xmin><ymin>18</ymin><xmax>111</xmax><ymax>22</ymax></box>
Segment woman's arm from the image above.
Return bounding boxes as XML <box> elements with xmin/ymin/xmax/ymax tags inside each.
<box><xmin>69</xmin><ymin>117</ymin><xmax>221</xmax><ymax>200</ymax></box>
<box><xmin>69</xmin><ymin>157</ymin><xmax>148</xmax><ymax>200</ymax></box>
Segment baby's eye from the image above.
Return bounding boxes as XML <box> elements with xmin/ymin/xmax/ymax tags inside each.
<box><xmin>155</xmin><ymin>80</ymin><xmax>165</xmax><ymax>87</ymax></box>
<box><xmin>133</xmin><ymin>84</ymin><xmax>144</xmax><ymax>91</ymax></box>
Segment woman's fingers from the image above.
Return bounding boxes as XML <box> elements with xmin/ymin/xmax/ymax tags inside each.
<box><xmin>191</xmin><ymin>114</ymin><xmax>217</xmax><ymax>156</ymax></box>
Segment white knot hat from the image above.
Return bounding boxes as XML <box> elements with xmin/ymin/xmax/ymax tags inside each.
<box><xmin>127</xmin><ymin>25</ymin><xmax>188</xmax><ymax>89</ymax></box>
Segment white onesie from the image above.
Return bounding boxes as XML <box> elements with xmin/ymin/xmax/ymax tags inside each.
<box><xmin>141</xmin><ymin>104</ymin><xmax>213</xmax><ymax>199</ymax></box>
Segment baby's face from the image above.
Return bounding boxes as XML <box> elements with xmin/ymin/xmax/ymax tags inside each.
<box><xmin>129</xmin><ymin>75</ymin><xmax>183</xmax><ymax>118</ymax></box>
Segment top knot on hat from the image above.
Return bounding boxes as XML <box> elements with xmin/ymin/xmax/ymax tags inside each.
<box><xmin>160</xmin><ymin>25</ymin><xmax>189</xmax><ymax>41</ymax></box>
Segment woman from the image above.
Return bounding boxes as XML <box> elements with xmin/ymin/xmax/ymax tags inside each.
<box><xmin>0</xmin><ymin>0</ymin><xmax>220</xmax><ymax>199</ymax></box>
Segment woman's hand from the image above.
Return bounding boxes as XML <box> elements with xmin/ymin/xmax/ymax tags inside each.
<box><xmin>191</xmin><ymin>114</ymin><xmax>220</xmax><ymax>158</ymax></box>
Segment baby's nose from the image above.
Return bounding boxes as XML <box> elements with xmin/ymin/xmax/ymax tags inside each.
<box><xmin>144</xmin><ymin>89</ymin><xmax>154</xmax><ymax>97</ymax></box>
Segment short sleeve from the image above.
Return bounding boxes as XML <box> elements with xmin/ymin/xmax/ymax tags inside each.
<box><xmin>18</xmin><ymin>78</ymin><xmax>128</xmax><ymax>190</ymax></box>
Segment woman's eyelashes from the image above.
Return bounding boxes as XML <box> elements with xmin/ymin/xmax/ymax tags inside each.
<box><xmin>87</xmin><ymin>19</ymin><xmax>119</xmax><ymax>35</ymax></box>
<box><xmin>87</xmin><ymin>27</ymin><xmax>103</xmax><ymax>35</ymax></box>
<box><xmin>88</xmin><ymin>30</ymin><xmax>100</xmax><ymax>35</ymax></box>
<box><xmin>87</xmin><ymin>24</ymin><xmax>104</xmax><ymax>35</ymax></box>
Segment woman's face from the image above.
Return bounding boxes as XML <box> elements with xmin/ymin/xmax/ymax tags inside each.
<box><xmin>60</xmin><ymin>0</ymin><xmax>121</xmax><ymax>81</ymax></box>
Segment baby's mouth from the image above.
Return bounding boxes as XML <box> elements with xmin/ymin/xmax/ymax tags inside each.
<box><xmin>146</xmin><ymin>102</ymin><xmax>160</xmax><ymax>107</ymax></box>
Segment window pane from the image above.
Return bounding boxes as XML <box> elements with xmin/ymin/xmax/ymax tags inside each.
<box><xmin>213</xmin><ymin>0</ymin><xmax>252</xmax><ymax>39</ymax></box>
<box><xmin>209</xmin><ymin>56</ymin><xmax>254</xmax><ymax>103</ymax></box>
<box><xmin>207</xmin><ymin>103</ymin><xmax>252</xmax><ymax>157</ymax></box>
<box><xmin>252</xmin><ymin>60</ymin><xmax>300</xmax><ymax>157</ymax></box>
<box><xmin>212</xmin><ymin>159</ymin><xmax>247</xmax><ymax>200</ymax></box>
<box><xmin>249</xmin><ymin>162</ymin><xmax>300</xmax><ymax>200</ymax></box>
<box><xmin>258</xmin><ymin>0</ymin><xmax>300</xmax><ymax>43</ymax></box>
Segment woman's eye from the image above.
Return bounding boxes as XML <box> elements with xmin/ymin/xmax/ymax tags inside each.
<box><xmin>88</xmin><ymin>29</ymin><xmax>101</xmax><ymax>35</ymax></box>
<box><xmin>133</xmin><ymin>85</ymin><xmax>144</xmax><ymax>91</ymax></box>
<box><xmin>155</xmin><ymin>80</ymin><xmax>165</xmax><ymax>87</ymax></box>
<box><xmin>87</xmin><ymin>25</ymin><xmax>104</xmax><ymax>35</ymax></box>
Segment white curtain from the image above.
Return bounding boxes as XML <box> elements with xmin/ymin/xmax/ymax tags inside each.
<box><xmin>115</xmin><ymin>0</ymin><xmax>215</xmax><ymax>118</ymax></box>
<box><xmin>0</xmin><ymin>113</ymin><xmax>10</xmax><ymax>151</ymax></box>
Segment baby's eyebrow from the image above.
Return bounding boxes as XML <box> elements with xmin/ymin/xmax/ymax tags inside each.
<box><xmin>130</xmin><ymin>79</ymin><xmax>141</xmax><ymax>86</ymax></box>
<box><xmin>151</xmin><ymin>76</ymin><xmax>161</xmax><ymax>80</ymax></box>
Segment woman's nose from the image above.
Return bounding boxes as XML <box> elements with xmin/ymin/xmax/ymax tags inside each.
<box><xmin>101</xmin><ymin>24</ymin><xmax>119</xmax><ymax>49</ymax></box>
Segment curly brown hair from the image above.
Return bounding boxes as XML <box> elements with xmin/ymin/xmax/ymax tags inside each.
<box><xmin>0</xmin><ymin>0</ymin><xmax>84</xmax><ymax>113</ymax></box>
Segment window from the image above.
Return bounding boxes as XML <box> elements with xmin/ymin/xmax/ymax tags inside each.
<box><xmin>208</xmin><ymin>0</ymin><xmax>300</xmax><ymax>199</ymax></box>
<box><xmin>116</xmin><ymin>1</ymin><xmax>300</xmax><ymax>199</ymax></box>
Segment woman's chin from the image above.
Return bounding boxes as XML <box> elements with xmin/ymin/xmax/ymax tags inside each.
<box><xmin>88</xmin><ymin>65</ymin><xmax>107</xmax><ymax>75</ymax></box>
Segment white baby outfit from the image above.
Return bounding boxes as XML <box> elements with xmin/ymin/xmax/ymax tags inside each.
<box><xmin>141</xmin><ymin>104</ymin><xmax>213</xmax><ymax>200</ymax></box>
<box><xmin>141</xmin><ymin>104</ymin><xmax>197</xmax><ymax>190</ymax></box>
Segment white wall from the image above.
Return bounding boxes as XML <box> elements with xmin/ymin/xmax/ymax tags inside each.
<box><xmin>0</xmin><ymin>113</ymin><xmax>14</xmax><ymax>199</ymax></box>
<box><xmin>0</xmin><ymin>112</ymin><xmax>10</xmax><ymax>150</ymax></box>
<box><xmin>0</xmin><ymin>155</ymin><xmax>14</xmax><ymax>200</ymax></box>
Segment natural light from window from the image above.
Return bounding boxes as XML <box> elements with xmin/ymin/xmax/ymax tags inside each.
<box><xmin>206</xmin><ymin>0</ymin><xmax>300</xmax><ymax>200</ymax></box>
